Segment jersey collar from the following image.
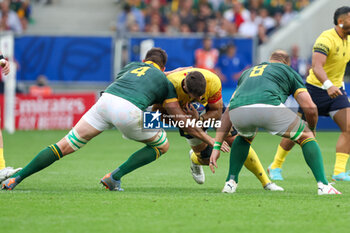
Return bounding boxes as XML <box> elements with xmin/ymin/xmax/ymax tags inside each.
<box><xmin>145</xmin><ymin>61</ymin><xmax>161</xmax><ymax>70</ymax></box>
<box><xmin>333</xmin><ymin>27</ymin><xmax>346</xmax><ymax>40</ymax></box>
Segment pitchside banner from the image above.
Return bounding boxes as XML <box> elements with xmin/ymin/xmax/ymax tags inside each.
<box><xmin>0</xmin><ymin>93</ymin><xmax>96</xmax><ymax>130</ymax></box>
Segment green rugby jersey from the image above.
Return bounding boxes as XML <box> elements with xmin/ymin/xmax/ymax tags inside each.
<box><xmin>229</xmin><ymin>62</ymin><xmax>307</xmax><ymax>110</ymax></box>
<box><xmin>105</xmin><ymin>61</ymin><xmax>178</xmax><ymax>111</ymax></box>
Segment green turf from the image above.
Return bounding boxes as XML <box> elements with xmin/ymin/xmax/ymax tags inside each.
<box><xmin>1</xmin><ymin>130</ymin><xmax>349</xmax><ymax>233</ymax></box>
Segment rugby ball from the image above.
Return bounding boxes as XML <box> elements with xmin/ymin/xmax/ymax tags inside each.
<box><xmin>191</xmin><ymin>102</ymin><xmax>206</xmax><ymax>116</ymax></box>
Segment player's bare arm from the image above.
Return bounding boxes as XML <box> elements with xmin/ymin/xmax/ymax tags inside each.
<box><xmin>164</xmin><ymin>100</ymin><xmax>215</xmax><ymax>146</ymax></box>
<box><xmin>295</xmin><ymin>91</ymin><xmax>318</xmax><ymax>132</ymax></box>
<box><xmin>312</xmin><ymin>52</ymin><xmax>342</xmax><ymax>98</ymax></box>
<box><xmin>209</xmin><ymin>108</ymin><xmax>232</xmax><ymax>173</ymax></box>
<box><xmin>201</xmin><ymin>98</ymin><xmax>223</xmax><ymax>121</ymax></box>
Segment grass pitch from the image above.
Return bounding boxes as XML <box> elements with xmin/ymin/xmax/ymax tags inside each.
<box><xmin>1</xmin><ymin>130</ymin><xmax>350</xmax><ymax>233</ymax></box>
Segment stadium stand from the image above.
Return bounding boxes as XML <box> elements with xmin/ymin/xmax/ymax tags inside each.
<box><xmin>113</xmin><ymin>0</ymin><xmax>314</xmax><ymax>41</ymax></box>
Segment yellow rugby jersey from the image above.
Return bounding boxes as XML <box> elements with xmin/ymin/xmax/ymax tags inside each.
<box><xmin>166</xmin><ymin>68</ymin><xmax>222</xmax><ymax>107</ymax></box>
<box><xmin>306</xmin><ymin>28</ymin><xmax>350</xmax><ymax>88</ymax></box>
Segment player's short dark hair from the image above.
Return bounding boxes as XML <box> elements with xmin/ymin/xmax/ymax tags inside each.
<box><xmin>270</xmin><ymin>50</ymin><xmax>290</xmax><ymax>65</ymax></box>
<box><xmin>185</xmin><ymin>71</ymin><xmax>206</xmax><ymax>97</ymax></box>
<box><xmin>334</xmin><ymin>6</ymin><xmax>350</xmax><ymax>25</ymax></box>
<box><xmin>144</xmin><ymin>47</ymin><xmax>168</xmax><ymax>70</ymax></box>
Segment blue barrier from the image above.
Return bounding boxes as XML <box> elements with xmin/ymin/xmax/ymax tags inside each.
<box><xmin>128</xmin><ymin>37</ymin><xmax>254</xmax><ymax>71</ymax></box>
<box><xmin>15</xmin><ymin>36</ymin><xmax>113</xmax><ymax>82</ymax></box>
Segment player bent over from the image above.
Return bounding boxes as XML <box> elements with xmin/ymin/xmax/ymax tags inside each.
<box><xmin>162</xmin><ymin>68</ymin><xmax>283</xmax><ymax>191</ymax></box>
<box><xmin>2</xmin><ymin>48</ymin><xmax>217</xmax><ymax>191</ymax></box>
<box><xmin>210</xmin><ymin>50</ymin><xmax>341</xmax><ymax>195</ymax></box>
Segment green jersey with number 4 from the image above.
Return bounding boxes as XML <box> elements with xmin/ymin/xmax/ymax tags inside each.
<box><xmin>105</xmin><ymin>61</ymin><xmax>177</xmax><ymax>111</ymax></box>
<box><xmin>229</xmin><ymin>62</ymin><xmax>307</xmax><ymax>110</ymax></box>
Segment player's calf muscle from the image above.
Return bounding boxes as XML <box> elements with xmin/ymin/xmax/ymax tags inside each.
<box><xmin>56</xmin><ymin>138</ymin><xmax>76</xmax><ymax>157</ymax></box>
<box><xmin>157</xmin><ymin>142</ymin><xmax>169</xmax><ymax>154</ymax></box>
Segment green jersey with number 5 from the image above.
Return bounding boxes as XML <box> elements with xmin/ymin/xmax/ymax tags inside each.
<box><xmin>105</xmin><ymin>61</ymin><xmax>177</xmax><ymax>111</ymax></box>
<box><xmin>229</xmin><ymin>62</ymin><xmax>307</xmax><ymax>110</ymax></box>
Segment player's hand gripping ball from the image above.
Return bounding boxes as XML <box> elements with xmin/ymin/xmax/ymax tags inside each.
<box><xmin>191</xmin><ymin>102</ymin><xmax>206</xmax><ymax>116</ymax></box>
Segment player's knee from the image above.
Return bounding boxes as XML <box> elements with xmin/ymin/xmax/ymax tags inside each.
<box><xmin>344</xmin><ymin>122</ymin><xmax>350</xmax><ymax>133</ymax></box>
<box><xmin>64</xmin><ymin>128</ymin><xmax>88</xmax><ymax>151</ymax></box>
<box><xmin>340</xmin><ymin>131</ymin><xmax>350</xmax><ymax>139</ymax></box>
<box><xmin>296</xmin><ymin>131</ymin><xmax>314</xmax><ymax>145</ymax></box>
<box><xmin>147</xmin><ymin>129</ymin><xmax>169</xmax><ymax>155</ymax></box>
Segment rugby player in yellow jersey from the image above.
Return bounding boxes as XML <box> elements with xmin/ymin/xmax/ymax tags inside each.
<box><xmin>157</xmin><ymin>67</ymin><xmax>283</xmax><ymax>191</ymax></box>
<box><xmin>268</xmin><ymin>6</ymin><xmax>350</xmax><ymax>181</ymax></box>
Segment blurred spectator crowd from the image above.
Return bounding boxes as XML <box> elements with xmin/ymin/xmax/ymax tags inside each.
<box><xmin>0</xmin><ymin>0</ymin><xmax>31</xmax><ymax>34</ymax></box>
<box><xmin>116</xmin><ymin>0</ymin><xmax>313</xmax><ymax>44</ymax></box>
<box><xmin>194</xmin><ymin>35</ymin><xmax>310</xmax><ymax>88</ymax></box>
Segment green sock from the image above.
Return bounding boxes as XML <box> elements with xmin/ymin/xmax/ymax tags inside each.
<box><xmin>12</xmin><ymin>144</ymin><xmax>62</xmax><ymax>181</ymax></box>
<box><xmin>112</xmin><ymin>146</ymin><xmax>161</xmax><ymax>180</ymax></box>
<box><xmin>301</xmin><ymin>139</ymin><xmax>328</xmax><ymax>184</ymax></box>
<box><xmin>226</xmin><ymin>136</ymin><xmax>251</xmax><ymax>183</ymax></box>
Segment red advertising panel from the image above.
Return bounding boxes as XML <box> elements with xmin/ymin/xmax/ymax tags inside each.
<box><xmin>0</xmin><ymin>93</ymin><xmax>97</xmax><ymax>130</ymax></box>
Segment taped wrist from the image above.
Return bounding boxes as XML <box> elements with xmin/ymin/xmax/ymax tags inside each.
<box><xmin>322</xmin><ymin>80</ymin><xmax>334</xmax><ymax>90</ymax></box>
<box><xmin>213</xmin><ymin>141</ymin><xmax>222</xmax><ymax>150</ymax></box>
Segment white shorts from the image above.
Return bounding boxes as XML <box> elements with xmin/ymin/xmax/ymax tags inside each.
<box><xmin>82</xmin><ymin>93</ymin><xmax>159</xmax><ymax>141</ymax></box>
<box><xmin>229</xmin><ymin>103</ymin><xmax>302</xmax><ymax>139</ymax></box>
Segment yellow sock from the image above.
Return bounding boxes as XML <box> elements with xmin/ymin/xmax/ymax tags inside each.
<box><xmin>244</xmin><ymin>147</ymin><xmax>271</xmax><ymax>187</ymax></box>
<box><xmin>0</xmin><ymin>148</ymin><xmax>5</xmax><ymax>170</ymax></box>
<box><xmin>270</xmin><ymin>145</ymin><xmax>290</xmax><ymax>169</ymax></box>
<box><xmin>333</xmin><ymin>152</ymin><xmax>349</xmax><ymax>175</ymax></box>
<box><xmin>191</xmin><ymin>151</ymin><xmax>202</xmax><ymax>165</ymax></box>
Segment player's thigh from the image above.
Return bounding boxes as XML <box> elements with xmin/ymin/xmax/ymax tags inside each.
<box><xmin>333</xmin><ymin>107</ymin><xmax>350</xmax><ymax>132</ymax></box>
<box><xmin>59</xmin><ymin>102</ymin><xmax>108</xmax><ymax>155</ymax></box>
<box><xmin>82</xmin><ymin>94</ymin><xmax>115</xmax><ymax>133</ymax></box>
<box><xmin>229</xmin><ymin>107</ymin><xmax>258</xmax><ymax>139</ymax></box>
<box><xmin>189</xmin><ymin>140</ymin><xmax>208</xmax><ymax>152</ymax></box>
<box><xmin>74</xmin><ymin>118</ymin><xmax>103</xmax><ymax>140</ymax></box>
<box><xmin>230</xmin><ymin>104</ymin><xmax>303</xmax><ymax>140</ymax></box>
<box><xmin>261</xmin><ymin>104</ymin><xmax>304</xmax><ymax>140</ymax></box>
<box><xmin>178</xmin><ymin>128</ymin><xmax>208</xmax><ymax>151</ymax></box>
<box><xmin>328</xmin><ymin>87</ymin><xmax>350</xmax><ymax>119</ymax></box>
<box><xmin>57</xmin><ymin>119</ymin><xmax>103</xmax><ymax>156</ymax></box>
<box><xmin>89</xmin><ymin>93</ymin><xmax>154</xmax><ymax>141</ymax></box>
<box><xmin>305</xmin><ymin>83</ymin><xmax>332</xmax><ymax>117</ymax></box>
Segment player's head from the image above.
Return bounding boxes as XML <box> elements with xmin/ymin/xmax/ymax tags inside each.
<box><xmin>334</xmin><ymin>6</ymin><xmax>350</xmax><ymax>35</ymax></box>
<box><xmin>269</xmin><ymin>50</ymin><xmax>290</xmax><ymax>65</ymax></box>
<box><xmin>183</xmin><ymin>71</ymin><xmax>206</xmax><ymax>101</ymax></box>
<box><xmin>144</xmin><ymin>47</ymin><xmax>168</xmax><ymax>71</ymax></box>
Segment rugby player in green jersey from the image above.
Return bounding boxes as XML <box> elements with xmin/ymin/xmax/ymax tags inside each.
<box><xmin>209</xmin><ymin>50</ymin><xmax>341</xmax><ymax>195</ymax></box>
<box><xmin>2</xmin><ymin>48</ymin><xmax>220</xmax><ymax>191</ymax></box>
